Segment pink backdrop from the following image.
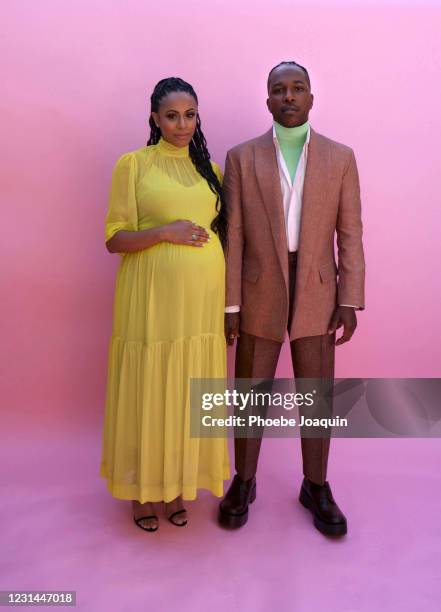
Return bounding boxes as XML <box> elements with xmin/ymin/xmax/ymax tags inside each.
<box><xmin>3</xmin><ymin>4</ymin><xmax>441</xmax><ymax>611</ymax></box>
<box><xmin>2</xmin><ymin>0</ymin><xmax>441</xmax><ymax>432</ymax></box>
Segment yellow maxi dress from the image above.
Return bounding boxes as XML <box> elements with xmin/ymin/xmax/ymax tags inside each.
<box><xmin>100</xmin><ymin>137</ymin><xmax>230</xmax><ymax>503</ymax></box>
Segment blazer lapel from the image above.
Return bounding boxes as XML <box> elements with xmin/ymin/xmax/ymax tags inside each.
<box><xmin>254</xmin><ymin>128</ymin><xmax>289</xmax><ymax>291</ymax></box>
<box><xmin>294</xmin><ymin>128</ymin><xmax>332</xmax><ymax>297</ymax></box>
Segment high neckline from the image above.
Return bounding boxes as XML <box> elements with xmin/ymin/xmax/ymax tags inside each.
<box><xmin>156</xmin><ymin>137</ymin><xmax>190</xmax><ymax>158</ymax></box>
<box><xmin>273</xmin><ymin>120</ymin><xmax>309</xmax><ymax>145</ymax></box>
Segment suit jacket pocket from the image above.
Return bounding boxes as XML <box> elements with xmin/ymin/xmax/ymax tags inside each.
<box><xmin>243</xmin><ymin>259</ymin><xmax>260</xmax><ymax>283</ymax></box>
<box><xmin>318</xmin><ymin>261</ymin><xmax>337</xmax><ymax>283</ymax></box>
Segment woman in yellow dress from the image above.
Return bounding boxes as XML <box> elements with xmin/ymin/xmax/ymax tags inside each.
<box><xmin>100</xmin><ymin>77</ymin><xmax>230</xmax><ymax>531</ymax></box>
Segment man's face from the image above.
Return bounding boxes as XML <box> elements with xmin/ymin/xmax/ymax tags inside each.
<box><xmin>266</xmin><ymin>65</ymin><xmax>313</xmax><ymax>127</ymax></box>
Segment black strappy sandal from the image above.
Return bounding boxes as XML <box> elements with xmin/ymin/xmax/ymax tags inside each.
<box><xmin>133</xmin><ymin>514</ymin><xmax>159</xmax><ymax>532</ymax></box>
<box><xmin>167</xmin><ymin>508</ymin><xmax>188</xmax><ymax>527</ymax></box>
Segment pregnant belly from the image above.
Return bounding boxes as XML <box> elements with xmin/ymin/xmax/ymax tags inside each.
<box><xmin>114</xmin><ymin>235</ymin><xmax>225</xmax><ymax>342</ymax></box>
<box><xmin>151</xmin><ymin>236</ymin><xmax>224</xmax><ymax>281</ymax></box>
<box><xmin>119</xmin><ymin>234</ymin><xmax>225</xmax><ymax>297</ymax></box>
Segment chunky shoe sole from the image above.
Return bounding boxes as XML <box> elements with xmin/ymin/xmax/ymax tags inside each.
<box><xmin>299</xmin><ymin>488</ymin><xmax>347</xmax><ymax>536</ymax></box>
<box><xmin>218</xmin><ymin>483</ymin><xmax>257</xmax><ymax>528</ymax></box>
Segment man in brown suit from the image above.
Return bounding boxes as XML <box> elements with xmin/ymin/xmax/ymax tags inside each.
<box><xmin>218</xmin><ymin>61</ymin><xmax>365</xmax><ymax>535</ymax></box>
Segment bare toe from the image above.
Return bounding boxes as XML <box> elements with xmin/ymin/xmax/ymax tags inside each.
<box><xmin>132</xmin><ymin>500</ymin><xmax>158</xmax><ymax>531</ymax></box>
<box><xmin>165</xmin><ymin>497</ymin><xmax>188</xmax><ymax>526</ymax></box>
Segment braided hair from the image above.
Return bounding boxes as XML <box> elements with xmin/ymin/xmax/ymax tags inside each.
<box><xmin>267</xmin><ymin>61</ymin><xmax>311</xmax><ymax>90</ymax></box>
<box><xmin>147</xmin><ymin>77</ymin><xmax>227</xmax><ymax>249</ymax></box>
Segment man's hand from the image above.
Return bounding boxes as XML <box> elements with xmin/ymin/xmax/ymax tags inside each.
<box><xmin>328</xmin><ymin>306</ymin><xmax>357</xmax><ymax>346</ymax></box>
<box><xmin>225</xmin><ymin>313</ymin><xmax>240</xmax><ymax>346</ymax></box>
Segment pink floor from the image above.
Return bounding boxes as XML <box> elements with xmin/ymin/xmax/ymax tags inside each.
<box><xmin>2</xmin><ymin>424</ymin><xmax>441</xmax><ymax>611</ymax></box>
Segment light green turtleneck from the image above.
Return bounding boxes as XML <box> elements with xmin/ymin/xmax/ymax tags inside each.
<box><xmin>274</xmin><ymin>120</ymin><xmax>309</xmax><ymax>182</ymax></box>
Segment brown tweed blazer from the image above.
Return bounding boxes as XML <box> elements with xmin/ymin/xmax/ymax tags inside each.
<box><xmin>224</xmin><ymin>126</ymin><xmax>365</xmax><ymax>342</ymax></box>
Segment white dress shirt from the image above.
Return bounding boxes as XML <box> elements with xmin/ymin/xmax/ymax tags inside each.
<box><xmin>273</xmin><ymin>122</ymin><xmax>310</xmax><ymax>252</ymax></box>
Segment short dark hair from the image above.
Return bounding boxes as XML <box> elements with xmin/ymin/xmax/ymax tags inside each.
<box><xmin>267</xmin><ymin>61</ymin><xmax>311</xmax><ymax>91</ymax></box>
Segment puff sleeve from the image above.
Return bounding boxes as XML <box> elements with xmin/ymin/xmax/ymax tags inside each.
<box><xmin>104</xmin><ymin>153</ymin><xmax>138</xmax><ymax>252</ymax></box>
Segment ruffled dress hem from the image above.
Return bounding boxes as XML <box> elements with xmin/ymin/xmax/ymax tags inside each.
<box><xmin>99</xmin><ymin>463</ymin><xmax>230</xmax><ymax>503</ymax></box>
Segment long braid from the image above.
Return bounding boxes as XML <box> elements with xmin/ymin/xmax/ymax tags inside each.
<box><xmin>147</xmin><ymin>77</ymin><xmax>228</xmax><ymax>249</ymax></box>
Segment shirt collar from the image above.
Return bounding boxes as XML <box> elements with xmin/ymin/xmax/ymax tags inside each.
<box><xmin>272</xmin><ymin>122</ymin><xmax>311</xmax><ymax>147</ymax></box>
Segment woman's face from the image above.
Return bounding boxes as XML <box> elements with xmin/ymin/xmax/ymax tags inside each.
<box><xmin>151</xmin><ymin>91</ymin><xmax>198</xmax><ymax>148</ymax></box>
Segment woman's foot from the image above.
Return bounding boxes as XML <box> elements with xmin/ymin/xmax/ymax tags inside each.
<box><xmin>165</xmin><ymin>496</ymin><xmax>188</xmax><ymax>526</ymax></box>
<box><xmin>132</xmin><ymin>500</ymin><xmax>158</xmax><ymax>532</ymax></box>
